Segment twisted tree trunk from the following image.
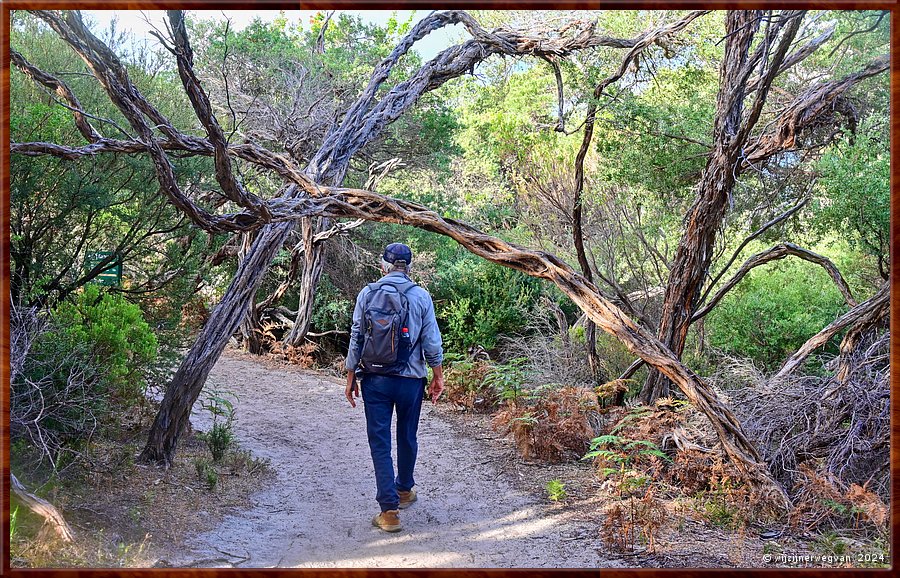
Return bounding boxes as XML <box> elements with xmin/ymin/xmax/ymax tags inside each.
<box><xmin>641</xmin><ymin>11</ymin><xmax>770</xmax><ymax>403</ymax></box>
<box><xmin>638</xmin><ymin>11</ymin><xmax>888</xmax><ymax>402</ymax></box>
<box><xmin>138</xmin><ymin>9</ymin><xmax>543</xmax><ymax>464</ymax></box>
<box><xmin>283</xmin><ymin>218</ymin><xmax>330</xmax><ymax>346</ymax></box>
<box><xmin>237</xmin><ymin>231</ymin><xmax>266</xmax><ymax>354</ymax></box>
<box><xmin>571</xmin><ymin>10</ymin><xmax>710</xmax><ymax>385</ymax></box>
<box><xmin>140</xmin><ymin>216</ymin><xmax>297</xmax><ymax>464</ymax></box>
<box><xmin>257</xmin><ymin>186</ymin><xmax>791</xmax><ymax>506</ymax></box>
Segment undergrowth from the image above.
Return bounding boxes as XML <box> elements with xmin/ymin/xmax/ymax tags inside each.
<box><xmin>492</xmin><ymin>384</ymin><xmax>599</xmax><ymax>462</ymax></box>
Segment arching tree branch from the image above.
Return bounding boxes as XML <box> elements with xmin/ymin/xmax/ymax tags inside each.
<box><xmin>691</xmin><ymin>242</ymin><xmax>857</xmax><ymax>324</ymax></box>
<box><xmin>166</xmin><ymin>10</ymin><xmax>270</xmax><ymax>218</ymax></box>
<box><xmin>10</xmin><ymin>47</ymin><xmax>102</xmax><ymax>142</ymax></box>
<box><xmin>701</xmin><ymin>197</ymin><xmax>809</xmax><ymax>305</ymax></box>
<box><xmin>772</xmin><ymin>282</ymin><xmax>888</xmax><ymax>382</ymax></box>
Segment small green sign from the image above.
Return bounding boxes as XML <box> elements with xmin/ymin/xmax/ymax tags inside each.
<box><xmin>85</xmin><ymin>251</ymin><xmax>122</xmax><ymax>286</ymax></box>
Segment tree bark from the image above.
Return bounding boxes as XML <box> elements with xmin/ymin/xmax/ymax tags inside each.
<box><xmin>641</xmin><ymin>10</ymin><xmax>802</xmax><ymax>403</ymax></box>
<box><xmin>140</xmin><ymin>216</ymin><xmax>297</xmax><ymax>465</ymax></box>
<box><xmin>834</xmin><ymin>310</ymin><xmax>887</xmax><ymax>384</ymax></box>
<box><xmin>253</xmin><ymin>218</ymin><xmax>364</xmax><ymax>329</ymax></box>
<box><xmin>574</xmin><ymin>114</ymin><xmax>600</xmax><ymax>379</ymax></box>
<box><xmin>11</xmin><ymin>472</ymin><xmax>74</xmax><ymax>543</ymax></box>
<box><xmin>137</xmin><ymin>9</ymin><xmax>515</xmax><ymax>464</ymax></box>
<box><xmin>25</xmin><ymin>9</ymin><xmax>806</xmax><ymax>501</ymax></box>
<box><xmin>283</xmin><ymin>218</ymin><xmax>329</xmax><ymax>346</ymax></box>
<box><xmin>237</xmin><ymin>231</ymin><xmax>265</xmax><ymax>354</ymax></box>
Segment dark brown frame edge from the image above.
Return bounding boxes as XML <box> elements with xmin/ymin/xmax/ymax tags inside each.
<box><xmin>0</xmin><ymin>0</ymin><xmax>896</xmax><ymax>576</ymax></box>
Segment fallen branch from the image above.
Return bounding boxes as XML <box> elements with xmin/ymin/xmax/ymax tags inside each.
<box><xmin>11</xmin><ymin>472</ymin><xmax>75</xmax><ymax>543</ymax></box>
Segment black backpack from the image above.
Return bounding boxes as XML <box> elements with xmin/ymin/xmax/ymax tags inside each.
<box><xmin>358</xmin><ymin>276</ymin><xmax>418</xmax><ymax>375</ymax></box>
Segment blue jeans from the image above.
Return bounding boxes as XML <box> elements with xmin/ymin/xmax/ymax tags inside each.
<box><xmin>361</xmin><ymin>373</ymin><xmax>425</xmax><ymax>512</ymax></box>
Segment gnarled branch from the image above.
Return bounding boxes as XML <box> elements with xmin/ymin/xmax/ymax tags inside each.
<box><xmin>11</xmin><ymin>472</ymin><xmax>74</xmax><ymax>543</ymax></box>
<box><xmin>773</xmin><ymin>282</ymin><xmax>888</xmax><ymax>381</ymax></box>
<box><xmin>692</xmin><ymin>242</ymin><xmax>857</xmax><ymax>323</ymax></box>
<box><xmin>167</xmin><ymin>10</ymin><xmax>270</xmax><ymax>217</ymax></box>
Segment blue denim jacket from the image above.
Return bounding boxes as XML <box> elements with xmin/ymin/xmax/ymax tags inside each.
<box><xmin>345</xmin><ymin>271</ymin><xmax>444</xmax><ymax>378</ymax></box>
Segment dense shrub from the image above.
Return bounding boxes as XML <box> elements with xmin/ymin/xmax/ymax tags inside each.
<box><xmin>431</xmin><ymin>253</ymin><xmax>541</xmax><ymax>352</ymax></box>
<box><xmin>813</xmin><ymin>115</ymin><xmax>889</xmax><ymax>267</ymax></box>
<box><xmin>12</xmin><ymin>285</ymin><xmax>158</xmax><ymax>467</ymax></box>
<box><xmin>49</xmin><ymin>285</ymin><xmax>158</xmax><ymax>400</ymax></box>
<box><xmin>705</xmin><ymin>260</ymin><xmax>847</xmax><ymax>370</ymax></box>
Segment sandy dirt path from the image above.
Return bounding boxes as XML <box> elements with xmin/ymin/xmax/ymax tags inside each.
<box><xmin>174</xmin><ymin>348</ymin><xmax>615</xmax><ymax>568</ymax></box>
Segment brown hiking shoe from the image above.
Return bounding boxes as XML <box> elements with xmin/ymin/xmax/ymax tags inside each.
<box><xmin>398</xmin><ymin>488</ymin><xmax>417</xmax><ymax>509</ymax></box>
<box><xmin>372</xmin><ymin>509</ymin><xmax>402</xmax><ymax>532</ymax></box>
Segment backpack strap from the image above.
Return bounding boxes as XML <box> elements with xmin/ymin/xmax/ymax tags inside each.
<box><xmin>365</xmin><ymin>276</ymin><xmax>417</xmax><ymax>306</ymax></box>
<box><xmin>361</xmin><ymin>277</ymin><xmax>418</xmax><ymax>329</ymax></box>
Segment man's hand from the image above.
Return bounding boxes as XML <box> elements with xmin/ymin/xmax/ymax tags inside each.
<box><xmin>428</xmin><ymin>365</ymin><xmax>445</xmax><ymax>404</ymax></box>
<box><xmin>345</xmin><ymin>372</ymin><xmax>359</xmax><ymax>408</ymax></box>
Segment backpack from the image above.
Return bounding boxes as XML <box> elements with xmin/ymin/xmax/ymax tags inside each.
<box><xmin>358</xmin><ymin>276</ymin><xmax>418</xmax><ymax>375</ymax></box>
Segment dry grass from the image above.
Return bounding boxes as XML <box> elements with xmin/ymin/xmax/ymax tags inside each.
<box><xmin>788</xmin><ymin>463</ymin><xmax>888</xmax><ymax>533</ymax></box>
<box><xmin>602</xmin><ymin>488</ymin><xmax>668</xmax><ymax>553</ymax></box>
<box><xmin>269</xmin><ymin>341</ymin><xmax>319</xmax><ymax>368</ymax></box>
<box><xmin>10</xmin><ymin>404</ymin><xmax>274</xmax><ymax>568</ymax></box>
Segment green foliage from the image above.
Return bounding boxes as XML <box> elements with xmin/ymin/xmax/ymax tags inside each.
<box><xmin>49</xmin><ymin>285</ymin><xmax>158</xmax><ymax>400</ymax></box>
<box><xmin>432</xmin><ymin>254</ymin><xmax>540</xmax><ymax>352</ymax></box>
<box><xmin>12</xmin><ymin>289</ymin><xmax>158</xmax><ymax>470</ymax></box>
<box><xmin>823</xmin><ymin>498</ymin><xmax>849</xmax><ymax>516</ymax></box>
<box><xmin>198</xmin><ymin>390</ymin><xmax>238</xmax><ymax>462</ymax></box>
<box><xmin>583</xmin><ymin>433</ymin><xmax>670</xmax><ymax>466</ymax></box>
<box><xmin>193</xmin><ymin>457</ymin><xmax>218</xmax><ymax>491</ymax></box>
<box><xmin>310</xmin><ymin>275</ymin><xmax>353</xmax><ymax>333</ymax></box>
<box><xmin>201</xmin><ymin>424</ymin><xmax>236</xmax><ymax>463</ymax></box>
<box><xmin>10</xmin><ymin>13</ymin><xmax>211</xmax><ymax>309</ymax></box>
<box><xmin>454</xmin><ymin>65</ymin><xmax>560</xmax><ymax>175</ymax></box>
<box><xmin>610</xmin><ymin>406</ymin><xmax>654</xmax><ymax>434</ymax></box>
<box><xmin>700</xmin><ymin>495</ymin><xmax>740</xmax><ymax>530</ymax></box>
<box><xmin>484</xmin><ymin>358</ymin><xmax>530</xmax><ymax>402</ymax></box>
<box><xmin>705</xmin><ymin>259</ymin><xmax>848</xmax><ymax>370</ymax></box>
<box><xmin>813</xmin><ymin>115</ymin><xmax>889</xmax><ymax>270</ymax></box>
<box><xmin>813</xmin><ymin>531</ymin><xmax>849</xmax><ymax>557</ymax></box>
<box><xmin>443</xmin><ymin>356</ymin><xmax>530</xmax><ymax>411</ymax></box>
<box><xmin>593</xmin><ymin>65</ymin><xmax>716</xmax><ymax>196</ymax></box>
<box><xmin>205</xmin><ymin>467</ymin><xmax>218</xmax><ymax>491</ymax></box>
<box><xmin>583</xmin><ymin>422</ymin><xmax>670</xmax><ymax>503</ymax></box>
<box><xmin>10</xmin><ymin>507</ymin><xmax>18</xmax><ymax>540</ymax></box>
<box><xmin>546</xmin><ymin>479</ymin><xmax>567</xmax><ymax>502</ymax></box>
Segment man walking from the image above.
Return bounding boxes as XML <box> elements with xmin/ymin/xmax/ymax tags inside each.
<box><xmin>345</xmin><ymin>242</ymin><xmax>445</xmax><ymax>533</ymax></box>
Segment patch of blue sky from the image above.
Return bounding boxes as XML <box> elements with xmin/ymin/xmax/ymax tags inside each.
<box><xmin>81</xmin><ymin>10</ymin><xmax>464</xmax><ymax>62</ymax></box>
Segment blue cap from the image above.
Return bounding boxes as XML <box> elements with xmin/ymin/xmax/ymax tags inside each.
<box><xmin>383</xmin><ymin>243</ymin><xmax>412</xmax><ymax>264</ymax></box>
